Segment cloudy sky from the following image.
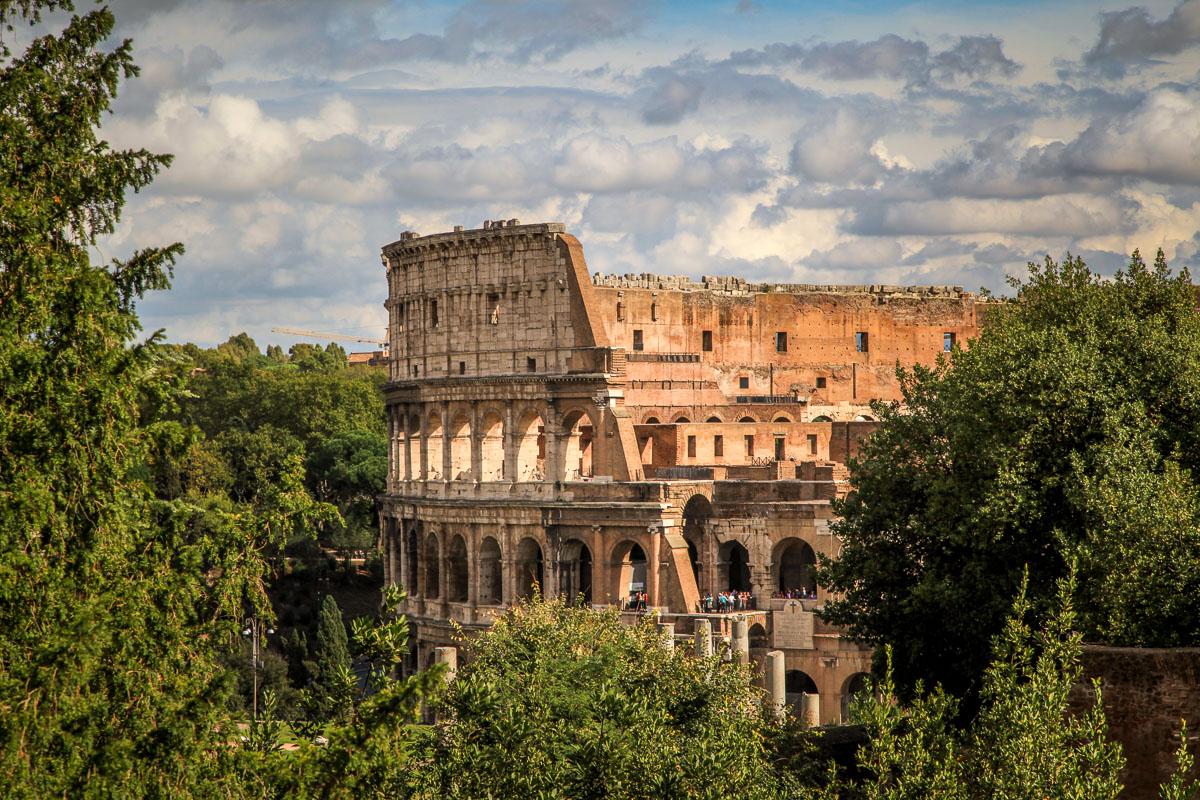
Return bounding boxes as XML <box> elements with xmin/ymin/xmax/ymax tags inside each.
<box><xmin>83</xmin><ymin>0</ymin><xmax>1200</xmax><ymax>348</ymax></box>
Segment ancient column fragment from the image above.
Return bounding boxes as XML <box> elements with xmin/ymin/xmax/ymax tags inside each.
<box><xmin>659</xmin><ymin>622</ymin><xmax>675</xmax><ymax>650</ymax></box>
<box><xmin>731</xmin><ymin>616</ymin><xmax>749</xmax><ymax>664</ymax></box>
<box><xmin>766</xmin><ymin>650</ymin><xmax>785</xmax><ymax>718</ymax></box>
<box><xmin>694</xmin><ymin>618</ymin><xmax>712</xmax><ymax>658</ymax></box>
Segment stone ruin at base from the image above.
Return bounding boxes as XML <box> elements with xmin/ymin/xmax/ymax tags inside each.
<box><xmin>378</xmin><ymin>220</ymin><xmax>988</xmax><ymax>724</ymax></box>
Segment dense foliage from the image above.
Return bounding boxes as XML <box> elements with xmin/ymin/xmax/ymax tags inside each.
<box><xmin>819</xmin><ymin>252</ymin><xmax>1200</xmax><ymax>698</ymax></box>
<box><xmin>417</xmin><ymin>597</ymin><xmax>786</xmax><ymax>800</ymax></box>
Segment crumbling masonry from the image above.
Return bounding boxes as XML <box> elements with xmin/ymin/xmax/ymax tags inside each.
<box><xmin>378</xmin><ymin>221</ymin><xmax>987</xmax><ymax>723</ymax></box>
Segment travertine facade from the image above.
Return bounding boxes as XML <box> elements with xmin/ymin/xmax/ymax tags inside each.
<box><xmin>379</xmin><ymin>220</ymin><xmax>986</xmax><ymax>723</ymax></box>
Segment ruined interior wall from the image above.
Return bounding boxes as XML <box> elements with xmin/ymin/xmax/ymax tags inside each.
<box><xmin>591</xmin><ymin>281</ymin><xmax>979</xmax><ymax>408</ymax></box>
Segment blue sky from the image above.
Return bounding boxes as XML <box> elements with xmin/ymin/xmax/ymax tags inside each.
<box><xmin>89</xmin><ymin>0</ymin><xmax>1200</xmax><ymax>348</ymax></box>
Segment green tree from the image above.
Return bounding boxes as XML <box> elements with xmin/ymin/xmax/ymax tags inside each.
<box><xmin>415</xmin><ymin>597</ymin><xmax>784</xmax><ymax>800</ymax></box>
<box><xmin>307</xmin><ymin>595</ymin><xmax>355</xmax><ymax>722</ymax></box>
<box><xmin>819</xmin><ymin>252</ymin><xmax>1200</xmax><ymax>698</ymax></box>
<box><xmin>845</xmin><ymin>573</ymin><xmax>1124</xmax><ymax>800</ymax></box>
<box><xmin>0</xmin><ymin>1</ymin><xmax>279</xmax><ymax>794</ymax></box>
<box><xmin>307</xmin><ymin>428</ymin><xmax>387</xmax><ymax>549</ymax></box>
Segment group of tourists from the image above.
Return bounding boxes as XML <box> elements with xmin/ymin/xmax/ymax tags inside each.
<box><xmin>700</xmin><ymin>591</ymin><xmax>756</xmax><ymax>613</ymax></box>
<box><xmin>625</xmin><ymin>591</ymin><xmax>649</xmax><ymax>612</ymax></box>
<box><xmin>773</xmin><ymin>588</ymin><xmax>818</xmax><ymax>600</ymax></box>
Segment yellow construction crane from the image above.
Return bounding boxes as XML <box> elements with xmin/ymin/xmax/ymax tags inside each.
<box><xmin>271</xmin><ymin>327</ymin><xmax>389</xmax><ymax>347</ymax></box>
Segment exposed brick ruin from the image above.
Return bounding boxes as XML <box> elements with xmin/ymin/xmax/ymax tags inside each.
<box><xmin>378</xmin><ymin>221</ymin><xmax>983</xmax><ymax>724</ymax></box>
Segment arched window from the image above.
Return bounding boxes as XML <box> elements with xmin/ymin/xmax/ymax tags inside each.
<box><xmin>643</xmin><ymin>416</ymin><xmax>661</xmax><ymax>425</ymax></box>
<box><xmin>478</xmin><ymin>537</ymin><xmax>502</xmax><ymax>604</ymax></box>
<box><xmin>720</xmin><ymin>540</ymin><xmax>752</xmax><ymax>592</ymax></box>
<box><xmin>516</xmin><ymin>408</ymin><xmax>546</xmax><ymax>482</ymax></box>
<box><xmin>423</xmin><ymin>533</ymin><xmax>440</xmax><ymax>599</ymax></box>
<box><xmin>811</xmin><ymin>415</ymin><xmax>832</xmax><ymax>423</ymax></box>
<box><xmin>447</xmin><ymin>534</ymin><xmax>469</xmax><ymax>602</ymax></box>
<box><xmin>705</xmin><ymin>415</ymin><xmax>722</xmax><ymax>423</ymax></box>
<box><xmin>515</xmin><ymin>538</ymin><xmax>544</xmax><ymax>601</ymax></box>
<box><xmin>775</xmin><ymin>539</ymin><xmax>818</xmax><ymax>596</ymax></box>
<box><xmin>560</xmin><ymin>540</ymin><xmax>592</xmax><ymax>604</ymax></box>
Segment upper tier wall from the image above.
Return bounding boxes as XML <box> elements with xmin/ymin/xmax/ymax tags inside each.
<box><xmin>592</xmin><ymin>271</ymin><xmax>974</xmax><ymax>299</ymax></box>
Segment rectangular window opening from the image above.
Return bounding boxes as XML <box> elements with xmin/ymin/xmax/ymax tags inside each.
<box><xmin>459</xmin><ymin>361</ymin><xmax>466</xmax><ymax>375</ymax></box>
<box><xmin>527</xmin><ymin>357</ymin><xmax>537</xmax><ymax>373</ymax></box>
<box><xmin>943</xmin><ymin>332</ymin><xmax>956</xmax><ymax>352</ymax></box>
<box><xmin>431</xmin><ymin>299</ymin><xmax>439</xmax><ymax>327</ymax></box>
<box><xmin>775</xmin><ymin>331</ymin><xmax>788</xmax><ymax>352</ymax></box>
<box><xmin>616</xmin><ymin>300</ymin><xmax>626</xmax><ymax>321</ymax></box>
<box><xmin>807</xmin><ymin>433</ymin><xmax>818</xmax><ymax>455</ymax></box>
<box><xmin>855</xmin><ymin>331</ymin><xmax>869</xmax><ymax>353</ymax></box>
<box><xmin>702</xmin><ymin>330</ymin><xmax>713</xmax><ymax>352</ymax></box>
<box><xmin>633</xmin><ymin>329</ymin><xmax>644</xmax><ymax>351</ymax></box>
<box><xmin>687</xmin><ymin>435</ymin><xmax>697</xmax><ymax>458</ymax></box>
<box><xmin>774</xmin><ymin>436</ymin><xmax>786</xmax><ymax>461</ymax></box>
<box><xmin>739</xmin><ymin>376</ymin><xmax>749</xmax><ymax>390</ymax></box>
<box><xmin>816</xmin><ymin>376</ymin><xmax>826</xmax><ymax>389</ymax></box>
<box><xmin>412</xmin><ymin>364</ymin><xmax>419</xmax><ymax>377</ymax></box>
<box><xmin>488</xmin><ymin>294</ymin><xmax>500</xmax><ymax>325</ymax></box>
<box><xmin>651</xmin><ymin>301</ymin><xmax>658</xmax><ymax>321</ymax></box>
<box><xmin>744</xmin><ymin>435</ymin><xmax>755</xmax><ymax>458</ymax></box>
<box><xmin>714</xmin><ymin>434</ymin><xmax>724</xmax><ymax>458</ymax></box>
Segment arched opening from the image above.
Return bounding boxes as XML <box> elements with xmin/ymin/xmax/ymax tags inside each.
<box><xmin>446</xmin><ymin>534</ymin><xmax>468</xmax><ymax>602</ymax></box>
<box><xmin>812</xmin><ymin>415</ymin><xmax>832</xmax><ymax>423</ymax></box>
<box><xmin>682</xmin><ymin>494</ymin><xmax>713</xmax><ymax>592</ymax></box>
<box><xmin>561</xmin><ymin>409</ymin><xmax>594</xmax><ymax>480</ymax></box>
<box><xmin>643</xmin><ymin>416</ymin><xmax>661</xmax><ymax>424</ymax></box>
<box><xmin>674</xmin><ymin>416</ymin><xmax>691</xmax><ymax>424</ymax></box>
<box><xmin>480</xmin><ymin>411</ymin><xmax>505</xmax><ymax>481</ymax></box>
<box><xmin>613</xmin><ymin>541</ymin><xmax>648</xmax><ymax>609</ymax></box>
<box><xmin>405</xmin><ymin>527</ymin><xmax>418</xmax><ymax>592</ymax></box>
<box><xmin>515</xmin><ymin>537</ymin><xmax>544</xmax><ymax>600</ymax></box>
<box><xmin>739</xmin><ymin>416</ymin><xmax>756</xmax><ymax>423</ymax></box>
<box><xmin>786</xmin><ymin>670</ymin><xmax>819</xmax><ymax>717</ymax></box>
<box><xmin>478</xmin><ymin>536</ymin><xmax>502</xmax><ymax>604</ymax></box>
<box><xmin>720</xmin><ymin>540</ymin><xmax>752</xmax><ymax>592</ymax></box>
<box><xmin>776</xmin><ymin>539</ymin><xmax>818</xmax><ymax>598</ymax></box>
<box><xmin>705</xmin><ymin>415</ymin><xmax>722</xmax><ymax>423</ymax></box>
<box><xmin>749</xmin><ymin>623</ymin><xmax>768</xmax><ymax>650</ymax></box>
<box><xmin>448</xmin><ymin>412</ymin><xmax>472</xmax><ymax>481</ymax></box>
<box><xmin>840</xmin><ymin>672</ymin><xmax>872</xmax><ymax>723</ymax></box>
<box><xmin>516</xmin><ymin>409</ymin><xmax>546</xmax><ymax>481</ymax></box>
<box><xmin>854</xmin><ymin>415</ymin><xmax>875</xmax><ymax>421</ymax></box>
<box><xmin>559</xmin><ymin>540</ymin><xmax>593</xmax><ymax>604</ymax></box>
<box><xmin>405</xmin><ymin>415</ymin><xmax>420</xmax><ymax>480</ymax></box>
<box><xmin>426</xmin><ymin>412</ymin><xmax>444</xmax><ymax>480</ymax></box>
<box><xmin>773</xmin><ymin>415</ymin><xmax>792</xmax><ymax>423</ymax></box>
<box><xmin>423</xmin><ymin>532</ymin><xmax>440</xmax><ymax>599</ymax></box>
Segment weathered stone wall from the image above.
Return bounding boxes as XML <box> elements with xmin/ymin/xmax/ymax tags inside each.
<box><xmin>1070</xmin><ymin>646</ymin><xmax>1200</xmax><ymax>799</ymax></box>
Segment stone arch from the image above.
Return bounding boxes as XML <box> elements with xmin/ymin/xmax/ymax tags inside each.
<box><xmin>405</xmin><ymin>414</ymin><xmax>420</xmax><ymax>480</ymax></box>
<box><xmin>775</xmin><ymin>538</ymin><xmax>818</xmax><ymax>596</ymax></box>
<box><xmin>739</xmin><ymin>416</ymin><xmax>756</xmax><ymax>423</ymax></box>
<box><xmin>478</xmin><ymin>536</ymin><xmax>502</xmax><ymax>604</ymax></box>
<box><xmin>749</xmin><ymin>623</ymin><xmax>768</xmax><ymax>650</ymax></box>
<box><xmin>682</xmin><ymin>494</ymin><xmax>713</xmax><ymax>592</ymax></box>
<box><xmin>479</xmin><ymin>410</ymin><xmax>505</xmax><ymax>481</ymax></box>
<box><xmin>705</xmin><ymin>415</ymin><xmax>723</xmax><ymax>423</ymax></box>
<box><xmin>426</xmin><ymin>411</ymin><xmax>444</xmax><ymax>480</ymax></box>
<box><xmin>773</xmin><ymin>415</ymin><xmax>792</xmax><ymax>423</ymax></box>
<box><xmin>674</xmin><ymin>415</ymin><xmax>691</xmax><ymax>423</ymax></box>
<box><xmin>560</xmin><ymin>408</ymin><xmax>596</xmax><ymax>481</ymax></box>
<box><xmin>611</xmin><ymin>539</ymin><xmax>648</xmax><ymax>607</ymax></box>
<box><xmin>559</xmin><ymin>539</ymin><xmax>593</xmax><ymax>604</ymax></box>
<box><xmin>854</xmin><ymin>414</ymin><xmax>875</xmax><ymax>421</ymax></box>
<box><xmin>448</xmin><ymin>412</ymin><xmax>473</xmax><ymax>481</ymax></box>
<box><xmin>514</xmin><ymin>537</ymin><xmax>544</xmax><ymax>600</ymax></box>
<box><xmin>515</xmin><ymin>408</ymin><xmax>546</xmax><ymax>481</ymax></box>
<box><xmin>643</xmin><ymin>415</ymin><xmax>661</xmax><ymax>424</ymax></box>
<box><xmin>405</xmin><ymin>527</ymin><xmax>418</xmax><ymax>592</ymax></box>
<box><xmin>423</xmin><ymin>531</ymin><xmax>441</xmax><ymax>599</ymax></box>
<box><xmin>786</xmin><ymin>670</ymin><xmax>820</xmax><ymax>719</ymax></box>
<box><xmin>840</xmin><ymin>672</ymin><xmax>872</xmax><ymax>723</ymax></box>
<box><xmin>812</xmin><ymin>415</ymin><xmax>832</xmax><ymax>423</ymax></box>
<box><xmin>446</xmin><ymin>533</ymin><xmax>469</xmax><ymax>602</ymax></box>
<box><xmin>719</xmin><ymin>539</ymin><xmax>752</xmax><ymax>592</ymax></box>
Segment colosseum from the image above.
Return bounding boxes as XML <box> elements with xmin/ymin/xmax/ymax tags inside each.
<box><xmin>378</xmin><ymin>220</ymin><xmax>986</xmax><ymax>723</ymax></box>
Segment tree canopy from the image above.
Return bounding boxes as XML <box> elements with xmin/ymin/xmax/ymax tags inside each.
<box><xmin>819</xmin><ymin>252</ymin><xmax>1200</xmax><ymax>698</ymax></box>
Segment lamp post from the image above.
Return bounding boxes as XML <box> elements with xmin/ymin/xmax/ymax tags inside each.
<box><xmin>241</xmin><ymin>617</ymin><xmax>275</xmax><ymax>721</ymax></box>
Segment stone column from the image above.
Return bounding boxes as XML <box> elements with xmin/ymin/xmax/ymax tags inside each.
<box><xmin>440</xmin><ymin>402</ymin><xmax>452</xmax><ymax>483</ymax></box>
<box><xmin>694</xmin><ymin>618</ymin><xmax>713</xmax><ymax>658</ymax></box>
<box><xmin>386</xmin><ymin>407</ymin><xmax>395</xmax><ymax>491</ymax></box>
<box><xmin>647</xmin><ymin>525</ymin><xmax>662</xmax><ymax>608</ymax></box>
<box><xmin>766</xmin><ymin>651</ymin><xmax>786</xmax><ymax>718</ymax></box>
<box><xmin>433</xmin><ymin>646</ymin><xmax>457</xmax><ymax>682</ymax></box>
<box><xmin>502</xmin><ymin>402</ymin><xmax>517</xmax><ymax>483</ymax></box>
<box><xmin>418</xmin><ymin>405</ymin><xmax>429</xmax><ymax>482</ymax></box>
<box><xmin>544</xmin><ymin>429</ymin><xmax>563</xmax><ymax>483</ymax></box>
<box><xmin>731</xmin><ymin>616</ymin><xmax>749</xmax><ymax>664</ymax></box>
<box><xmin>800</xmin><ymin>693</ymin><xmax>820</xmax><ymax>728</ymax></box>
<box><xmin>541</xmin><ymin>528</ymin><xmax>559</xmax><ymax>598</ymax></box>
<box><xmin>470</xmin><ymin>410</ymin><xmax>483</xmax><ymax>484</ymax></box>
<box><xmin>659</xmin><ymin>622</ymin><xmax>675</xmax><ymax>651</ymax></box>
<box><xmin>402</xmin><ymin>406</ymin><xmax>413</xmax><ymax>483</ymax></box>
